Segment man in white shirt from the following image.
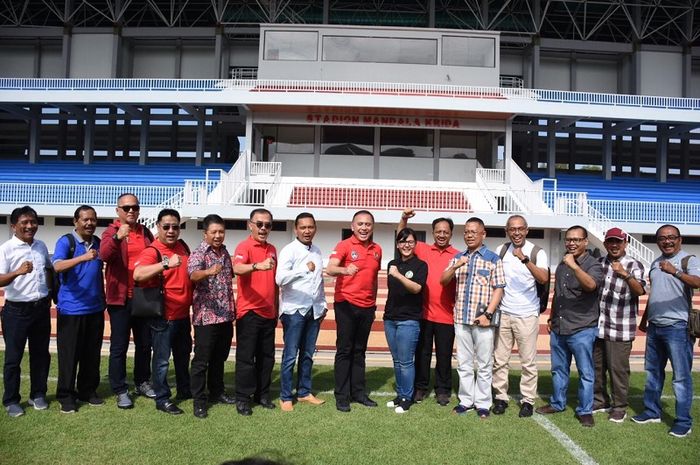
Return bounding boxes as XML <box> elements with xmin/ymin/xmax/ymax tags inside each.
<box><xmin>492</xmin><ymin>215</ymin><xmax>549</xmax><ymax>418</ymax></box>
<box><xmin>0</xmin><ymin>206</ymin><xmax>53</xmax><ymax>417</ymax></box>
<box><xmin>275</xmin><ymin>212</ymin><xmax>327</xmax><ymax>411</ymax></box>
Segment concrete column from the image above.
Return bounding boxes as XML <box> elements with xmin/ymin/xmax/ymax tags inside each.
<box><xmin>680</xmin><ymin>138</ymin><xmax>690</xmax><ymax>180</ymax></box>
<box><xmin>530</xmin><ymin>126</ymin><xmax>538</xmax><ymax>173</ymax></box>
<box><xmin>83</xmin><ymin>106</ymin><xmax>95</xmax><ymax>164</ymax></box>
<box><xmin>433</xmin><ymin>129</ymin><xmax>440</xmax><ymax>180</ymax></box>
<box><xmin>568</xmin><ymin>134</ymin><xmax>576</xmax><ymax>174</ymax></box>
<box><xmin>107</xmin><ymin>107</ymin><xmax>116</xmax><ymax>160</ymax></box>
<box><xmin>214</xmin><ymin>26</ymin><xmax>224</xmax><ymax>78</ymax></box>
<box><xmin>504</xmin><ymin>119</ymin><xmax>513</xmax><ymax>184</ymax></box>
<box><xmin>139</xmin><ymin>109</ymin><xmax>149</xmax><ymax>165</ymax></box>
<box><xmin>428</xmin><ymin>0</ymin><xmax>435</xmax><ymax>28</ymax></box>
<box><xmin>28</xmin><ymin>106</ymin><xmax>40</xmax><ymax>164</ymax></box>
<box><xmin>373</xmin><ymin>127</ymin><xmax>380</xmax><ymax>179</ymax></box>
<box><xmin>111</xmin><ymin>27</ymin><xmax>122</xmax><ymax>77</ymax></box>
<box><xmin>631</xmin><ymin>129</ymin><xmax>640</xmax><ymax>177</ymax></box>
<box><xmin>61</xmin><ymin>27</ymin><xmax>72</xmax><ymax>78</ymax></box>
<box><xmin>531</xmin><ymin>37</ymin><xmax>541</xmax><ymax>89</ymax></box>
<box><xmin>602</xmin><ymin>121</ymin><xmax>612</xmax><ymax>180</ymax></box>
<box><xmin>58</xmin><ymin>115</ymin><xmax>67</xmax><ymax>160</ymax></box>
<box><xmin>681</xmin><ymin>45</ymin><xmax>692</xmax><ymax>97</ymax></box>
<box><xmin>655</xmin><ymin>123</ymin><xmax>668</xmax><ymax>183</ymax></box>
<box><xmin>546</xmin><ymin>119</ymin><xmax>556</xmax><ymax>178</ymax></box>
<box><xmin>313</xmin><ymin>125</ymin><xmax>321</xmax><ymax>177</ymax></box>
<box><xmin>123</xmin><ymin>120</ymin><xmax>131</xmax><ymax>159</ymax></box>
<box><xmin>195</xmin><ymin>117</ymin><xmax>205</xmax><ymax>167</ymax></box>
<box><xmin>323</xmin><ymin>0</ymin><xmax>330</xmax><ymax>24</ymax></box>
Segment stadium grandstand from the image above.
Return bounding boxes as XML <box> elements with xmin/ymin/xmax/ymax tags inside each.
<box><xmin>0</xmin><ymin>1</ymin><xmax>699</xmax><ymax>356</ymax></box>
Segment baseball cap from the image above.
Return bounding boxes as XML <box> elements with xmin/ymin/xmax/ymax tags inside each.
<box><xmin>604</xmin><ymin>227</ymin><xmax>627</xmax><ymax>241</ymax></box>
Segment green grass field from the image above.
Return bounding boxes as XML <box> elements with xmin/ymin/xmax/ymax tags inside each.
<box><xmin>0</xmin><ymin>353</ymin><xmax>699</xmax><ymax>465</ymax></box>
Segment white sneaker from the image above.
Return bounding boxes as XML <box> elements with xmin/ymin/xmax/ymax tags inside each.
<box><xmin>395</xmin><ymin>406</ymin><xmax>408</xmax><ymax>414</ymax></box>
<box><xmin>386</xmin><ymin>397</ymin><xmax>399</xmax><ymax>408</ymax></box>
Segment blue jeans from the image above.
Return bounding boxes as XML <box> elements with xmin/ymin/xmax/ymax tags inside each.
<box><xmin>280</xmin><ymin>310</ymin><xmax>322</xmax><ymax>401</ymax></box>
<box><xmin>550</xmin><ymin>326</ymin><xmax>597</xmax><ymax>415</ymax></box>
<box><xmin>384</xmin><ymin>319</ymin><xmax>420</xmax><ymax>400</ymax></box>
<box><xmin>641</xmin><ymin>322</ymin><xmax>694</xmax><ymax>430</ymax></box>
<box><xmin>150</xmin><ymin>317</ymin><xmax>192</xmax><ymax>406</ymax></box>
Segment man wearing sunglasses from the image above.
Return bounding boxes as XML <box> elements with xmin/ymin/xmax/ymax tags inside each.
<box><xmin>633</xmin><ymin>225</ymin><xmax>700</xmax><ymax>438</ymax></box>
<box><xmin>233</xmin><ymin>208</ymin><xmax>278</xmax><ymax>416</ymax></box>
<box><xmin>100</xmin><ymin>193</ymin><xmax>155</xmax><ymax>409</ymax></box>
<box><xmin>537</xmin><ymin>225</ymin><xmax>604</xmax><ymax>427</ymax></box>
<box><xmin>134</xmin><ymin>209</ymin><xmax>192</xmax><ymax>415</ymax></box>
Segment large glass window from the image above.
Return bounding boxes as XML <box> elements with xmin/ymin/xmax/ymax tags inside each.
<box><xmin>267</xmin><ymin>125</ymin><xmax>314</xmax><ymax>154</ymax></box>
<box><xmin>442</xmin><ymin>36</ymin><xmax>495</xmax><ymax>68</ymax></box>
<box><xmin>323</xmin><ymin>36</ymin><xmax>437</xmax><ymax>65</ymax></box>
<box><xmin>321</xmin><ymin>126</ymin><xmax>373</xmax><ymax>155</ymax></box>
<box><xmin>381</xmin><ymin>128</ymin><xmax>433</xmax><ymax>158</ymax></box>
<box><xmin>439</xmin><ymin>131</ymin><xmax>478</xmax><ymax>158</ymax></box>
<box><xmin>264</xmin><ymin>31</ymin><xmax>318</xmax><ymax>61</ymax></box>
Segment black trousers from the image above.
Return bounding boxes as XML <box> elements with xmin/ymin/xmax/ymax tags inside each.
<box><xmin>414</xmin><ymin>319</ymin><xmax>455</xmax><ymax>395</ymax></box>
<box><xmin>333</xmin><ymin>301</ymin><xmax>376</xmax><ymax>403</ymax></box>
<box><xmin>1</xmin><ymin>298</ymin><xmax>51</xmax><ymax>406</ymax></box>
<box><xmin>235</xmin><ymin>312</ymin><xmax>276</xmax><ymax>403</ymax></box>
<box><xmin>191</xmin><ymin>321</ymin><xmax>234</xmax><ymax>406</ymax></box>
<box><xmin>107</xmin><ymin>302</ymin><xmax>152</xmax><ymax>394</ymax></box>
<box><xmin>56</xmin><ymin>311</ymin><xmax>105</xmax><ymax>406</ymax></box>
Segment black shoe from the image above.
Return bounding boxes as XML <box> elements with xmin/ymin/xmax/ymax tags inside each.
<box><xmin>436</xmin><ymin>393</ymin><xmax>451</xmax><ymax>406</ymax></box>
<box><xmin>519</xmin><ymin>402</ymin><xmax>534</xmax><ymax>418</ymax></box>
<box><xmin>212</xmin><ymin>393</ymin><xmax>236</xmax><ymax>405</ymax></box>
<box><xmin>79</xmin><ymin>394</ymin><xmax>105</xmax><ymax>407</ymax></box>
<box><xmin>156</xmin><ymin>401</ymin><xmax>183</xmax><ymax>415</ymax></box>
<box><xmin>353</xmin><ymin>397</ymin><xmax>378</xmax><ymax>407</ymax></box>
<box><xmin>413</xmin><ymin>389</ymin><xmax>428</xmax><ymax>403</ymax></box>
<box><xmin>236</xmin><ymin>401</ymin><xmax>252</xmax><ymax>416</ymax></box>
<box><xmin>336</xmin><ymin>402</ymin><xmax>351</xmax><ymax>413</ymax></box>
<box><xmin>194</xmin><ymin>405</ymin><xmax>208</xmax><ymax>419</ymax></box>
<box><xmin>257</xmin><ymin>398</ymin><xmax>276</xmax><ymax>409</ymax></box>
<box><xmin>492</xmin><ymin>399</ymin><xmax>508</xmax><ymax>415</ymax></box>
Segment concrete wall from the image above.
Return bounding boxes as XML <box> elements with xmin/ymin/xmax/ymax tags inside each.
<box><xmin>0</xmin><ymin>45</ymin><xmax>36</xmax><ymax>77</ymax></box>
<box><xmin>640</xmin><ymin>50</ymin><xmax>683</xmax><ymax>97</ymax></box>
<box><xmin>132</xmin><ymin>46</ymin><xmax>178</xmax><ymax>78</ymax></box>
<box><xmin>69</xmin><ymin>33</ymin><xmax>116</xmax><ymax>77</ymax></box>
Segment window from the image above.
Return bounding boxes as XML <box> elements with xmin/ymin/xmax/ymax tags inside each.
<box><xmin>439</xmin><ymin>131</ymin><xmax>477</xmax><ymax>159</ymax></box>
<box><xmin>274</xmin><ymin>126</ymin><xmax>314</xmax><ymax>154</ymax></box>
<box><xmin>264</xmin><ymin>31</ymin><xmax>318</xmax><ymax>61</ymax></box>
<box><xmin>442</xmin><ymin>36</ymin><xmax>495</xmax><ymax>68</ymax></box>
<box><xmin>322</xmin><ymin>126</ymin><xmax>373</xmax><ymax>155</ymax></box>
<box><xmin>381</xmin><ymin>128</ymin><xmax>433</xmax><ymax>158</ymax></box>
<box><xmin>323</xmin><ymin>36</ymin><xmax>437</xmax><ymax>65</ymax></box>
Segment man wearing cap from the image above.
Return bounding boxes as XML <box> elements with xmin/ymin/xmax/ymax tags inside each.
<box><xmin>593</xmin><ymin>227</ymin><xmax>646</xmax><ymax>423</ymax></box>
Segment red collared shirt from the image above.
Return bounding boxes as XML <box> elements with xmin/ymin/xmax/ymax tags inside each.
<box><xmin>233</xmin><ymin>236</ymin><xmax>278</xmax><ymax>320</ymax></box>
<box><xmin>329</xmin><ymin>236</ymin><xmax>382</xmax><ymax>308</ymax></box>
<box><xmin>414</xmin><ymin>241</ymin><xmax>458</xmax><ymax>324</ymax></box>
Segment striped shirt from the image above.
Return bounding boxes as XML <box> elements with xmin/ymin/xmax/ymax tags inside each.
<box><xmin>597</xmin><ymin>254</ymin><xmax>646</xmax><ymax>341</ymax></box>
<box><xmin>449</xmin><ymin>245</ymin><xmax>506</xmax><ymax>325</ymax></box>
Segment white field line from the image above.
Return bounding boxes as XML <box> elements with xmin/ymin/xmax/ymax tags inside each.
<box><xmin>532</xmin><ymin>414</ymin><xmax>599</xmax><ymax>465</ymax></box>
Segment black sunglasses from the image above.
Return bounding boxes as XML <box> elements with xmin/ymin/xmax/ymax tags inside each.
<box><xmin>252</xmin><ymin>221</ymin><xmax>272</xmax><ymax>229</ymax></box>
<box><xmin>119</xmin><ymin>205</ymin><xmax>140</xmax><ymax>213</ymax></box>
<box><xmin>160</xmin><ymin>224</ymin><xmax>180</xmax><ymax>231</ymax></box>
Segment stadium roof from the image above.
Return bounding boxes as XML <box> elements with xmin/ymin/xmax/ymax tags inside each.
<box><xmin>0</xmin><ymin>0</ymin><xmax>698</xmax><ymax>47</ymax></box>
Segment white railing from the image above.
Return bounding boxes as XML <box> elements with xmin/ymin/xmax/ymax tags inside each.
<box><xmin>474</xmin><ymin>170</ymin><xmax>499</xmax><ymax>211</ymax></box>
<box><xmin>499</xmin><ymin>75</ymin><xmax>524</xmax><ymax>88</ymax></box>
<box><xmin>475</xmin><ymin>168</ymin><xmax>505</xmax><ymax>184</ymax></box>
<box><xmin>140</xmin><ymin>189</ymin><xmax>187</xmax><ymax>231</ymax></box>
<box><xmin>0</xmin><ymin>182</ymin><xmax>181</xmax><ymax>207</ymax></box>
<box><xmin>588</xmin><ymin>200</ymin><xmax>700</xmax><ymax>225</ymax></box>
<box><xmin>1</xmin><ymin>78</ymin><xmax>699</xmax><ymax>111</ymax></box>
<box><xmin>250</xmin><ymin>161</ymin><xmax>282</xmax><ymax>177</ymax></box>
<box><xmin>229</xmin><ymin>67</ymin><xmax>258</xmax><ymax>80</ymax></box>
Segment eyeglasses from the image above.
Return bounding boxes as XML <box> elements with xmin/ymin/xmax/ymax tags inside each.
<box><xmin>464</xmin><ymin>231</ymin><xmax>481</xmax><ymax>237</ymax></box>
<box><xmin>656</xmin><ymin>235</ymin><xmax>680</xmax><ymax>242</ymax></box>
<box><xmin>160</xmin><ymin>224</ymin><xmax>180</xmax><ymax>231</ymax></box>
<box><xmin>398</xmin><ymin>240</ymin><xmax>416</xmax><ymax>246</ymax></box>
<box><xmin>507</xmin><ymin>227</ymin><xmax>527</xmax><ymax>233</ymax></box>
<box><xmin>252</xmin><ymin>221</ymin><xmax>272</xmax><ymax>229</ymax></box>
<box><xmin>119</xmin><ymin>205</ymin><xmax>140</xmax><ymax>213</ymax></box>
<box><xmin>565</xmin><ymin>237</ymin><xmax>585</xmax><ymax>243</ymax></box>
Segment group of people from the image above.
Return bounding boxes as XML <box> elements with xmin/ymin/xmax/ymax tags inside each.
<box><xmin>0</xmin><ymin>197</ymin><xmax>697</xmax><ymax>439</ymax></box>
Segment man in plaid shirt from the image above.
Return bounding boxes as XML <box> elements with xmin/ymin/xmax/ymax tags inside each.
<box><xmin>440</xmin><ymin>217</ymin><xmax>505</xmax><ymax>418</ymax></box>
<box><xmin>593</xmin><ymin>227</ymin><xmax>646</xmax><ymax>423</ymax></box>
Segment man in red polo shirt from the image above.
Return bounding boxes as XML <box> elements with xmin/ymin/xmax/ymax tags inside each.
<box><xmin>327</xmin><ymin>210</ymin><xmax>382</xmax><ymax>412</ymax></box>
<box><xmin>398</xmin><ymin>208</ymin><xmax>458</xmax><ymax>406</ymax></box>
<box><xmin>133</xmin><ymin>209</ymin><xmax>192</xmax><ymax>415</ymax></box>
<box><xmin>233</xmin><ymin>208</ymin><xmax>278</xmax><ymax>416</ymax></box>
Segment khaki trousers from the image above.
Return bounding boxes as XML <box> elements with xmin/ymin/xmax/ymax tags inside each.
<box><xmin>492</xmin><ymin>313</ymin><xmax>540</xmax><ymax>405</ymax></box>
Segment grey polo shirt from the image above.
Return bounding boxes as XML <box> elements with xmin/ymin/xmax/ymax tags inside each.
<box><xmin>647</xmin><ymin>251</ymin><xmax>700</xmax><ymax>327</ymax></box>
<box><xmin>551</xmin><ymin>251</ymin><xmax>605</xmax><ymax>336</ymax></box>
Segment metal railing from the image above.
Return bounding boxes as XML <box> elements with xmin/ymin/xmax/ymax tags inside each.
<box><xmin>1</xmin><ymin>78</ymin><xmax>698</xmax><ymax>111</ymax></box>
<box><xmin>499</xmin><ymin>75</ymin><xmax>524</xmax><ymax>88</ymax></box>
<box><xmin>250</xmin><ymin>161</ymin><xmax>282</xmax><ymax>177</ymax></box>
<box><xmin>229</xmin><ymin>67</ymin><xmax>258</xmax><ymax>80</ymax></box>
<box><xmin>475</xmin><ymin>168</ymin><xmax>505</xmax><ymax>184</ymax></box>
<box><xmin>588</xmin><ymin>199</ymin><xmax>700</xmax><ymax>225</ymax></box>
<box><xmin>0</xmin><ymin>183</ymin><xmax>181</xmax><ymax>207</ymax></box>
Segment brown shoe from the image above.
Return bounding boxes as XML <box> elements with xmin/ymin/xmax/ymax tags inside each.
<box><xmin>413</xmin><ymin>389</ymin><xmax>428</xmax><ymax>403</ymax></box>
<box><xmin>608</xmin><ymin>410</ymin><xmax>627</xmax><ymax>423</ymax></box>
<box><xmin>297</xmin><ymin>394</ymin><xmax>325</xmax><ymax>406</ymax></box>
<box><xmin>577</xmin><ymin>413</ymin><xmax>595</xmax><ymax>427</ymax></box>
<box><xmin>535</xmin><ymin>405</ymin><xmax>562</xmax><ymax>415</ymax></box>
<box><xmin>280</xmin><ymin>400</ymin><xmax>294</xmax><ymax>412</ymax></box>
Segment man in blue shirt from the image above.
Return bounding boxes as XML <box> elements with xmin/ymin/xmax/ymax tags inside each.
<box><xmin>633</xmin><ymin>224</ymin><xmax>700</xmax><ymax>438</ymax></box>
<box><xmin>53</xmin><ymin>205</ymin><xmax>106</xmax><ymax>414</ymax></box>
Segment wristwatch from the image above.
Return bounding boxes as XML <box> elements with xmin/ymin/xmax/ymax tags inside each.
<box><xmin>674</xmin><ymin>270</ymin><xmax>683</xmax><ymax>279</ymax></box>
<box><xmin>251</xmin><ymin>262</ymin><xmax>257</xmax><ymax>271</ymax></box>
<box><xmin>484</xmin><ymin>312</ymin><xmax>493</xmax><ymax>321</ymax></box>
<box><xmin>161</xmin><ymin>256</ymin><xmax>170</xmax><ymax>270</ymax></box>
<box><xmin>521</xmin><ymin>257</ymin><xmax>530</xmax><ymax>264</ymax></box>
<box><xmin>112</xmin><ymin>233</ymin><xmax>121</xmax><ymax>241</ymax></box>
